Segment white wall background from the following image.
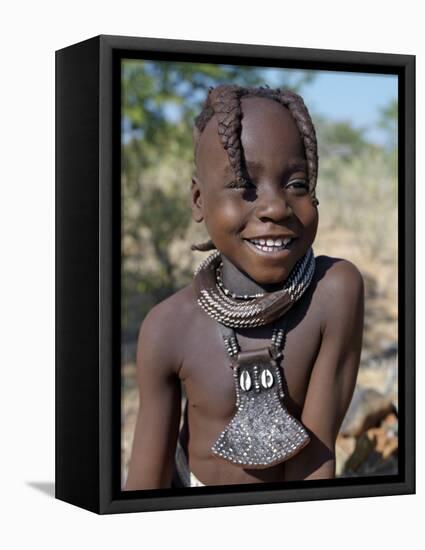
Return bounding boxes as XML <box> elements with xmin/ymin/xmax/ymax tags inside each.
<box><xmin>0</xmin><ymin>1</ymin><xmax>422</xmax><ymax>548</ymax></box>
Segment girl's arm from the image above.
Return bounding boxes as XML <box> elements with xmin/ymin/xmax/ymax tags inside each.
<box><xmin>124</xmin><ymin>303</ymin><xmax>182</xmax><ymax>490</ymax></box>
<box><xmin>284</xmin><ymin>259</ymin><xmax>365</xmax><ymax>481</ymax></box>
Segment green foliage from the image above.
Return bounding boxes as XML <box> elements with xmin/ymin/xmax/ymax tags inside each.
<box><xmin>122</xmin><ymin>60</ymin><xmax>266</xmax><ymax>161</ymax></box>
<box><xmin>377</xmin><ymin>99</ymin><xmax>398</xmax><ymax>149</ymax></box>
<box><xmin>315</xmin><ymin>115</ymin><xmax>371</xmax><ymax>159</ymax></box>
<box><xmin>317</xmin><ymin>145</ymin><xmax>397</xmax><ymax>263</ymax></box>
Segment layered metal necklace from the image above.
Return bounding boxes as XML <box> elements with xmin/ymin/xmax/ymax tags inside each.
<box><xmin>193</xmin><ymin>247</ymin><xmax>316</xmax><ymax>469</ymax></box>
<box><xmin>193</xmin><ymin>247</ymin><xmax>315</xmax><ymax>328</ymax></box>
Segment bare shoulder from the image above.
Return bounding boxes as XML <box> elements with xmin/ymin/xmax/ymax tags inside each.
<box><xmin>314</xmin><ymin>255</ymin><xmax>365</xmax><ymax>330</ymax></box>
<box><xmin>315</xmin><ymin>255</ymin><xmax>364</xmax><ymax>294</ymax></box>
<box><xmin>136</xmin><ymin>284</ymin><xmax>199</xmax><ymax>374</ymax></box>
<box><xmin>140</xmin><ymin>283</ymin><xmax>199</xmax><ymax>336</ymax></box>
<box><xmin>141</xmin><ymin>284</ymin><xmax>197</xmax><ymax>325</ymax></box>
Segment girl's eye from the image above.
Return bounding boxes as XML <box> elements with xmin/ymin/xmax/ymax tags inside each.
<box><xmin>286</xmin><ymin>179</ymin><xmax>308</xmax><ymax>191</ymax></box>
<box><xmin>226</xmin><ymin>178</ymin><xmax>256</xmax><ymax>190</ymax></box>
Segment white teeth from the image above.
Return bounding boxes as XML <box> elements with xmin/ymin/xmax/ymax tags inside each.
<box><xmin>248</xmin><ymin>238</ymin><xmax>293</xmax><ymax>253</ymax></box>
<box><xmin>249</xmin><ymin>237</ymin><xmax>293</xmax><ymax>247</ymax></box>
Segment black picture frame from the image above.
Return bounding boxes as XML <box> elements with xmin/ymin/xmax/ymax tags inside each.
<box><xmin>55</xmin><ymin>34</ymin><xmax>415</xmax><ymax>514</ymax></box>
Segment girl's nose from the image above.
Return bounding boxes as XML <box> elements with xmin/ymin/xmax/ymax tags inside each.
<box><xmin>255</xmin><ymin>185</ymin><xmax>292</xmax><ymax>223</ymax></box>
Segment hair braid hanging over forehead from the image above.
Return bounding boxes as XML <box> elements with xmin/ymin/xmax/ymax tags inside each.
<box><xmin>192</xmin><ymin>84</ymin><xmax>319</xmax><ymax>251</ymax></box>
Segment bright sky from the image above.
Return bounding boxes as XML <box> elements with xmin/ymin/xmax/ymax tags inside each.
<box><xmin>264</xmin><ymin>68</ymin><xmax>398</xmax><ymax>145</ymax></box>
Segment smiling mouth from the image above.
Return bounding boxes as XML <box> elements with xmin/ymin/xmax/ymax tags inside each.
<box><xmin>244</xmin><ymin>237</ymin><xmax>296</xmax><ymax>253</ymax></box>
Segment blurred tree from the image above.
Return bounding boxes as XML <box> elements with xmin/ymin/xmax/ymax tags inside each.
<box><xmin>377</xmin><ymin>99</ymin><xmax>398</xmax><ymax>150</ymax></box>
<box><xmin>314</xmin><ymin>114</ymin><xmax>371</xmax><ymax>160</ymax></box>
<box><xmin>377</xmin><ymin>99</ymin><xmax>398</xmax><ymax>181</ymax></box>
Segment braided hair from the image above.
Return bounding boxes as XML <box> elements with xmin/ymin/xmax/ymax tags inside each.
<box><xmin>191</xmin><ymin>84</ymin><xmax>319</xmax><ymax>251</ymax></box>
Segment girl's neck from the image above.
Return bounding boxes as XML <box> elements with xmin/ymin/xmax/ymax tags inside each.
<box><xmin>220</xmin><ymin>255</ymin><xmax>285</xmax><ymax>296</ymax></box>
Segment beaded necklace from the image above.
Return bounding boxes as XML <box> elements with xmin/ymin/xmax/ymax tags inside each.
<box><xmin>193</xmin><ymin>247</ymin><xmax>315</xmax><ymax>328</ymax></box>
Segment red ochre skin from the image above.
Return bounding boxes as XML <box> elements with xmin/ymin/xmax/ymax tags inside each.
<box><xmin>124</xmin><ymin>97</ymin><xmax>365</xmax><ymax>489</ymax></box>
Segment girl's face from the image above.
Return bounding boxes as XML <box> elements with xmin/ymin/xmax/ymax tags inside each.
<box><xmin>191</xmin><ymin>96</ymin><xmax>318</xmax><ymax>286</ymax></box>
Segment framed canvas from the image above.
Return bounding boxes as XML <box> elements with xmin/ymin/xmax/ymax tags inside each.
<box><xmin>55</xmin><ymin>34</ymin><xmax>415</xmax><ymax>514</ymax></box>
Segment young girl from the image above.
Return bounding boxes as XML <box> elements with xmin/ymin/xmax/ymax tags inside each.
<box><xmin>124</xmin><ymin>84</ymin><xmax>364</xmax><ymax>489</ymax></box>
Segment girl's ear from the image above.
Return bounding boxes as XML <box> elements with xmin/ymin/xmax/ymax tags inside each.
<box><xmin>191</xmin><ymin>176</ymin><xmax>204</xmax><ymax>223</ymax></box>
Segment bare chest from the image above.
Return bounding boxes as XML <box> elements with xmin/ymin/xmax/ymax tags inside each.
<box><xmin>179</xmin><ymin>283</ymin><xmax>323</xmax><ymax>422</ymax></box>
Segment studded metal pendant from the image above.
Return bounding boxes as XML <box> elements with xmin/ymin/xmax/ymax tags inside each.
<box><xmin>211</xmin><ymin>326</ymin><xmax>311</xmax><ymax>468</ymax></box>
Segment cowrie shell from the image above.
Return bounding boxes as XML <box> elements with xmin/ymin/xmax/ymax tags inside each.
<box><xmin>240</xmin><ymin>370</ymin><xmax>252</xmax><ymax>391</ymax></box>
<box><xmin>261</xmin><ymin>369</ymin><xmax>274</xmax><ymax>389</ymax></box>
